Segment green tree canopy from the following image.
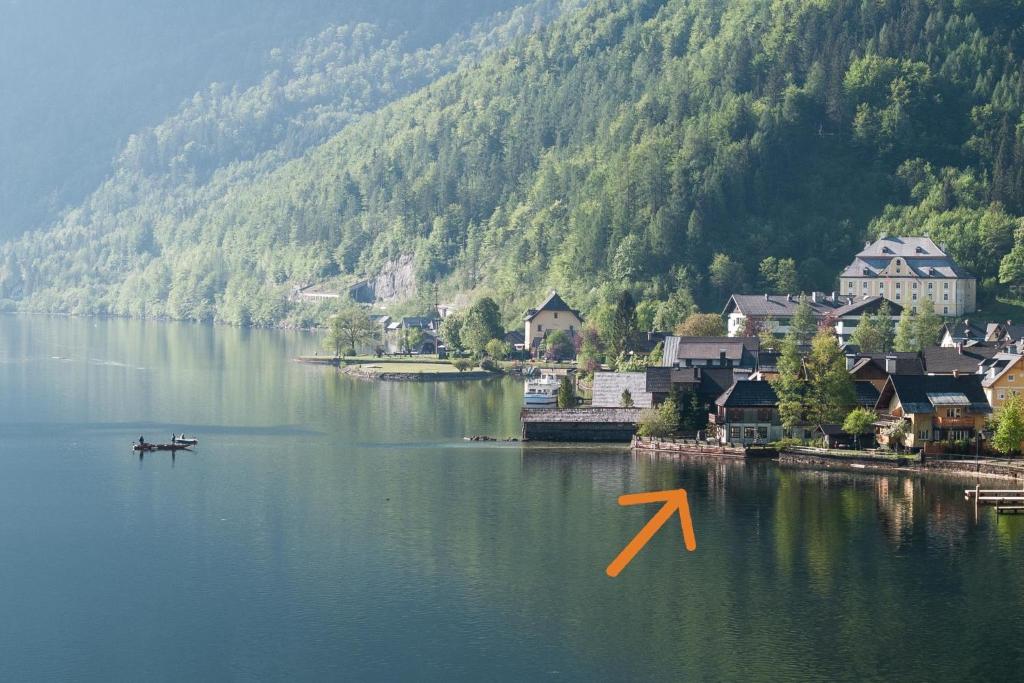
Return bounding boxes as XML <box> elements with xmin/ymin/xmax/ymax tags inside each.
<box><xmin>461</xmin><ymin>297</ymin><xmax>503</xmax><ymax>354</ymax></box>
<box><xmin>322</xmin><ymin>302</ymin><xmax>376</xmax><ymax>357</ymax></box>
<box><xmin>674</xmin><ymin>313</ymin><xmax>726</xmax><ymax>337</ymax></box>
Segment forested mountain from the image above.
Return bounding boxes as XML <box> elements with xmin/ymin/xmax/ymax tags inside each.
<box><xmin>5</xmin><ymin>0</ymin><xmax>1024</xmax><ymax>329</ymax></box>
<box><xmin>0</xmin><ymin>0</ymin><xmax>523</xmax><ymax>241</ymax></box>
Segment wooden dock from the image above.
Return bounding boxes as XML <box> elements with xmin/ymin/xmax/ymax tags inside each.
<box><xmin>964</xmin><ymin>485</ymin><xmax>1024</xmax><ymax>515</ymax></box>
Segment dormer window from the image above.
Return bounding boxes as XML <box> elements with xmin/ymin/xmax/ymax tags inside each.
<box><xmin>882</xmin><ymin>246</ymin><xmax>893</xmax><ymax>254</ymax></box>
<box><xmin>915</xmin><ymin>246</ymin><xmax>926</xmax><ymax>254</ymax></box>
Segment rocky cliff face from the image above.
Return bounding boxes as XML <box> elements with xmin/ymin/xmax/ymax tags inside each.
<box><xmin>368</xmin><ymin>254</ymin><xmax>417</xmax><ymax>303</ymax></box>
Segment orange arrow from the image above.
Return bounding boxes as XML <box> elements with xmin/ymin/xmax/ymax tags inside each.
<box><xmin>606</xmin><ymin>489</ymin><xmax>696</xmax><ymax>577</ymax></box>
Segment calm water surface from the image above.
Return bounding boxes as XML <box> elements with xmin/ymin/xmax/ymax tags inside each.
<box><xmin>2</xmin><ymin>315</ymin><xmax>1024</xmax><ymax>681</ymax></box>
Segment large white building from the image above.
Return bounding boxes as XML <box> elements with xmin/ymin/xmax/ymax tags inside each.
<box><xmin>839</xmin><ymin>236</ymin><xmax>976</xmax><ymax>316</ymax></box>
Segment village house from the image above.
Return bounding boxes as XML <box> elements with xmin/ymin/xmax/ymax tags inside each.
<box><xmin>874</xmin><ymin>374</ymin><xmax>991</xmax><ymax>450</ymax></box>
<box><xmin>981</xmin><ymin>350</ymin><xmax>1024</xmax><ymax>409</ymax></box>
<box><xmin>921</xmin><ymin>344</ymin><xmax>999</xmax><ymax>375</ymax></box>
<box><xmin>722</xmin><ymin>293</ymin><xmax>899</xmax><ymax>342</ymax></box>
<box><xmin>384</xmin><ymin>315</ymin><xmax>441</xmax><ymax>354</ymax></box>
<box><xmin>986</xmin><ymin>321</ymin><xmax>1024</xmax><ymax>345</ymax></box>
<box><xmin>661</xmin><ymin>335</ymin><xmax>759</xmax><ymax>369</ymax></box>
<box><xmin>839</xmin><ymin>236</ymin><xmax>977</xmax><ymax>316</ymax></box>
<box><xmin>523</xmin><ymin>291</ymin><xmax>583</xmax><ymax>359</ymax></box>
<box><xmin>846</xmin><ymin>352</ymin><xmax>924</xmax><ymax>391</ymax></box>
<box><xmin>940</xmin><ymin>320</ymin><xmax>990</xmax><ymax>347</ymax></box>
<box><xmin>710</xmin><ymin>380</ymin><xmax>782</xmax><ymax>445</ymax></box>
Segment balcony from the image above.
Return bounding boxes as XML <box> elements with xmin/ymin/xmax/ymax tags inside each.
<box><xmin>933</xmin><ymin>416</ymin><xmax>976</xmax><ymax>428</ymax></box>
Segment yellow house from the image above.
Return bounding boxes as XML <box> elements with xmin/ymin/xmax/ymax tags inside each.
<box><xmin>982</xmin><ymin>352</ymin><xmax>1024</xmax><ymax>409</ymax></box>
<box><xmin>523</xmin><ymin>291</ymin><xmax>583</xmax><ymax>358</ymax></box>
<box><xmin>875</xmin><ymin>374</ymin><xmax>991</xmax><ymax>450</ymax></box>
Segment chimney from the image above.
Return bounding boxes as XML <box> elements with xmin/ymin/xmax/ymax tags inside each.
<box><xmin>786</xmin><ymin>294</ymin><xmax>793</xmax><ymax>302</ymax></box>
<box><xmin>764</xmin><ymin>292</ymin><xmax>769</xmax><ymax>300</ymax></box>
<box><xmin>957</xmin><ymin>343</ymin><xmax>963</xmax><ymax>355</ymax></box>
<box><xmin>953</xmin><ymin>369</ymin><xmax>960</xmax><ymax>378</ymax></box>
<box><xmin>885</xmin><ymin>355</ymin><xmax>897</xmax><ymax>374</ymax></box>
<box><xmin>865</xmin><ymin>241</ymin><xmax>871</xmax><ymax>249</ymax></box>
<box><xmin>812</xmin><ymin>292</ymin><xmax>818</xmax><ymax>303</ymax></box>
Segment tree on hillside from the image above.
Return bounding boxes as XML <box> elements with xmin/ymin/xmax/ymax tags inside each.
<box><xmin>605</xmin><ymin>291</ymin><xmax>638</xmax><ymax>357</ymax></box>
<box><xmin>322</xmin><ymin>302</ymin><xmax>376</xmax><ymax>357</ymax></box>
<box><xmin>771</xmin><ymin>333</ymin><xmax>808</xmax><ymax>432</ymax></box>
<box><xmin>674</xmin><ymin>312</ymin><xmax>726</xmax><ymax>337</ymax></box>
<box><xmin>850</xmin><ymin>302</ymin><xmax>894</xmax><ymax>353</ymax></box>
<box><xmin>759</xmin><ymin>257</ymin><xmax>797</xmax><ymax>293</ymax></box>
<box><xmin>914</xmin><ymin>299</ymin><xmax>944</xmax><ymax>347</ymax></box>
<box><xmin>709</xmin><ymin>254</ymin><xmax>744</xmax><ymax>301</ymax></box>
<box><xmin>790</xmin><ymin>295</ymin><xmax>818</xmax><ymax>345</ymax></box>
<box><xmin>461</xmin><ymin>297</ymin><xmax>503</xmax><ymax>354</ymax></box>
<box><xmin>894</xmin><ymin>306</ymin><xmax>919</xmax><ymax>352</ymax></box>
<box><xmin>805</xmin><ymin>329</ymin><xmax>856</xmax><ymax>425</ymax></box>
<box><xmin>993</xmin><ymin>394</ymin><xmax>1024</xmax><ymax>455</ymax></box>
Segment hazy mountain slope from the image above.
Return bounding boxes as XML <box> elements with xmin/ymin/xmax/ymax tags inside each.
<box><xmin>0</xmin><ymin>0</ymin><xmax>523</xmax><ymax>241</ymax></box>
<box><xmin>6</xmin><ymin>0</ymin><xmax>1024</xmax><ymax>328</ymax></box>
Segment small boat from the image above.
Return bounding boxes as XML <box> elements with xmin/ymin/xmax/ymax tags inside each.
<box><xmin>524</xmin><ymin>372</ymin><xmax>560</xmax><ymax>407</ymax></box>
<box><xmin>172</xmin><ymin>435</ymin><xmax>199</xmax><ymax>446</ymax></box>
<box><xmin>132</xmin><ymin>442</ymin><xmax>192</xmax><ymax>452</ymax></box>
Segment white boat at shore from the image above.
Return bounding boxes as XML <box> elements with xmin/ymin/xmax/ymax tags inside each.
<box><xmin>524</xmin><ymin>372</ymin><xmax>560</xmax><ymax>407</ymax></box>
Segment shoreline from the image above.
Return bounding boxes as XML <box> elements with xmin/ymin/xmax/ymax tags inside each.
<box><xmin>341</xmin><ymin>364</ymin><xmax>496</xmax><ymax>382</ymax></box>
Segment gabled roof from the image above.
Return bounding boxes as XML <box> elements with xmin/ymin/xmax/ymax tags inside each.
<box><xmin>723</xmin><ymin>293</ymin><xmax>848</xmax><ymax>318</ymax></box>
<box><xmin>840</xmin><ymin>237</ymin><xmax>974</xmax><ymax>279</ymax></box>
<box><xmin>645</xmin><ymin>366</ymin><xmax>700</xmax><ymax>394</ymax></box>
<box><xmin>981</xmin><ymin>353</ymin><xmax>1024</xmax><ymax>387</ymax></box>
<box><xmin>847</xmin><ymin>352</ymin><xmax>925</xmax><ymax>376</ymax></box>
<box><xmin>942</xmin><ymin>320</ymin><xmax>990</xmax><ymax>343</ymax></box>
<box><xmin>855</xmin><ymin>381</ymin><xmax>880</xmax><ymax>407</ymax></box>
<box><xmin>876</xmin><ymin>374</ymin><xmax>991</xmax><ymax>415</ymax></box>
<box><xmin>524</xmin><ymin>291</ymin><xmax>582</xmax><ymax>321</ymax></box>
<box><xmin>833</xmin><ymin>296</ymin><xmax>903</xmax><ymax>317</ymax></box>
<box><xmin>715</xmin><ymin>380</ymin><xmax>778</xmax><ymax>407</ymax></box>
<box><xmin>662</xmin><ymin>336</ymin><xmax>758</xmax><ymax>366</ymax></box>
<box><xmin>921</xmin><ymin>345</ymin><xmax>997</xmax><ymax>375</ymax></box>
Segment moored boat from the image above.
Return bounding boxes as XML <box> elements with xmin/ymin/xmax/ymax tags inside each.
<box><xmin>524</xmin><ymin>372</ymin><xmax>559</xmax><ymax>407</ymax></box>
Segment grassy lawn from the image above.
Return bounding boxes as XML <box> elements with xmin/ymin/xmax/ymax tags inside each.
<box><xmin>978</xmin><ymin>297</ymin><xmax>1024</xmax><ymax>322</ymax></box>
<box><xmin>352</xmin><ymin>362</ymin><xmax>477</xmax><ymax>374</ymax></box>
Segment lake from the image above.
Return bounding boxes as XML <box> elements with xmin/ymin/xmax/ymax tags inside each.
<box><xmin>2</xmin><ymin>315</ymin><xmax>1024</xmax><ymax>680</ymax></box>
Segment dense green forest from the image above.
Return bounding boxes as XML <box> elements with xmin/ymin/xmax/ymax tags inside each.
<box><xmin>0</xmin><ymin>0</ymin><xmax>524</xmax><ymax>241</ymax></box>
<box><xmin>5</xmin><ymin>0</ymin><xmax>1024</xmax><ymax>329</ymax></box>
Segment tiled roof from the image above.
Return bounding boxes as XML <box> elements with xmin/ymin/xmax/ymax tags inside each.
<box><xmin>645</xmin><ymin>366</ymin><xmax>700</xmax><ymax>394</ymax></box>
<box><xmin>855</xmin><ymin>381</ymin><xmax>880</xmax><ymax>407</ymax></box>
<box><xmin>662</xmin><ymin>336</ymin><xmax>758</xmax><ymax>365</ymax></box>
<box><xmin>848</xmin><ymin>353</ymin><xmax>925</xmax><ymax>376</ymax></box>
<box><xmin>840</xmin><ymin>237</ymin><xmax>974</xmax><ymax>279</ymax></box>
<box><xmin>715</xmin><ymin>380</ymin><xmax>779</xmax><ymax>407</ymax></box>
<box><xmin>981</xmin><ymin>353</ymin><xmax>1024</xmax><ymax>387</ymax></box>
<box><xmin>880</xmin><ymin>374</ymin><xmax>991</xmax><ymax>414</ymax></box>
<box><xmin>724</xmin><ymin>294</ymin><xmax>847</xmax><ymax>317</ymax></box>
<box><xmin>592</xmin><ymin>372</ymin><xmax>653</xmax><ymax>408</ymax></box>
<box><xmin>832</xmin><ymin>296</ymin><xmax>903</xmax><ymax>317</ymax></box>
<box><xmin>921</xmin><ymin>346</ymin><xmax>997</xmax><ymax>374</ymax></box>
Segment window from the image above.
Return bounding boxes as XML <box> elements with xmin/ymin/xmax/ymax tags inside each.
<box><xmin>946</xmin><ymin>407</ymin><xmax>962</xmax><ymax>418</ymax></box>
<box><xmin>757</xmin><ymin>426</ymin><xmax>768</xmax><ymax>440</ymax></box>
<box><xmin>944</xmin><ymin>307</ymin><xmax>949</xmax><ymax>314</ymax></box>
<box><xmin>863</xmin><ymin>281</ymin><xmax>869</xmax><ymax>289</ymax></box>
<box><xmin>913</xmin><ymin>282</ymin><xmax>918</xmax><ymax>289</ymax></box>
<box><xmin>919</xmin><ymin>430</ymin><xmax>929</xmax><ymax>439</ymax></box>
<box><xmin>943</xmin><ymin>293</ymin><xmax>949</xmax><ymax>301</ymax></box>
<box><xmin>1010</xmin><ymin>375</ymin><xmax>1015</xmax><ymax>382</ymax></box>
<box><xmin>757</xmin><ymin>407</ymin><xmax>771</xmax><ymax>422</ymax></box>
<box><xmin>944</xmin><ymin>282</ymin><xmax>949</xmax><ymax>289</ymax></box>
<box><xmin>744</xmin><ymin>427</ymin><xmax>756</xmax><ymax>440</ymax></box>
<box><xmin>999</xmin><ymin>390</ymin><xmax>1006</xmax><ymax>401</ymax></box>
<box><xmin>895</xmin><ymin>282</ymin><xmax>901</xmax><ymax>289</ymax></box>
<box><xmin>928</xmin><ymin>282</ymin><xmax>934</xmax><ymax>289</ymax></box>
<box><xmin>913</xmin><ymin>293</ymin><xmax>918</xmax><ymax>301</ymax></box>
<box><xmin>730</xmin><ymin>426</ymin><xmax>741</xmax><ymax>440</ymax></box>
<box><xmin>537</xmin><ymin>324</ymin><xmax>542</xmax><ymax>332</ymax></box>
<box><xmin>553</xmin><ymin>312</ymin><xmax>558</xmax><ymax>319</ymax></box>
